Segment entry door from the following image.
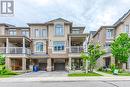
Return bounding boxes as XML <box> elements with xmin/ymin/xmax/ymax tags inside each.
<box><xmin>105</xmin><ymin>57</ymin><xmax>111</xmax><ymax>68</ymax></box>
<box><xmin>54</xmin><ymin>63</ymin><xmax>65</xmax><ymax>71</ymax></box>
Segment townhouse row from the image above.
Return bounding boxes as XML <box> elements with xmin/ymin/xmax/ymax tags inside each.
<box><xmin>86</xmin><ymin>9</ymin><xmax>130</xmax><ymax>70</ymax></box>
<box><xmin>0</xmin><ymin>18</ymin><xmax>87</xmax><ymax>72</ymax></box>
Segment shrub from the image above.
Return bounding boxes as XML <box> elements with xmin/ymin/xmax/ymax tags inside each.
<box><xmin>0</xmin><ymin>65</ymin><xmax>18</xmax><ymax>75</ymax></box>
<box><xmin>97</xmin><ymin>67</ymin><xmax>103</xmax><ymax>71</ymax></box>
<box><xmin>118</xmin><ymin>69</ymin><xmax>123</xmax><ymax>73</ymax></box>
<box><xmin>0</xmin><ymin>69</ymin><xmax>17</xmax><ymax>75</ymax></box>
<box><xmin>0</xmin><ymin>54</ymin><xmax>5</xmax><ymax>65</ymax></box>
<box><xmin>110</xmin><ymin>64</ymin><xmax>116</xmax><ymax>72</ymax></box>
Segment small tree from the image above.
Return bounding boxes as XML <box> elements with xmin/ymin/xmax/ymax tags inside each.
<box><xmin>80</xmin><ymin>51</ymin><xmax>88</xmax><ymax>73</ymax></box>
<box><xmin>81</xmin><ymin>44</ymin><xmax>105</xmax><ymax>72</ymax></box>
<box><xmin>111</xmin><ymin>33</ymin><xmax>130</xmax><ymax>69</ymax></box>
<box><xmin>0</xmin><ymin>54</ymin><xmax>5</xmax><ymax>65</ymax></box>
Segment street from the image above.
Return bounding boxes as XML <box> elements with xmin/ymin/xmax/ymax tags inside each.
<box><xmin>0</xmin><ymin>80</ymin><xmax>130</xmax><ymax>87</ymax></box>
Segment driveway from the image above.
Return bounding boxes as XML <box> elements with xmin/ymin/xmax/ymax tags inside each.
<box><xmin>12</xmin><ymin>71</ymin><xmax>68</xmax><ymax>78</ymax></box>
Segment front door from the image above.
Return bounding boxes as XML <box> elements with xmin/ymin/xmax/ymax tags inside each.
<box><xmin>105</xmin><ymin>57</ymin><xmax>111</xmax><ymax>68</ymax></box>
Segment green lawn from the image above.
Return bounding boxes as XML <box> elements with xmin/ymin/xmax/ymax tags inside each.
<box><xmin>100</xmin><ymin>71</ymin><xmax>130</xmax><ymax>76</ymax></box>
<box><xmin>118</xmin><ymin>73</ymin><xmax>130</xmax><ymax>76</ymax></box>
<box><xmin>0</xmin><ymin>75</ymin><xmax>16</xmax><ymax>78</ymax></box>
<box><xmin>68</xmin><ymin>72</ymin><xmax>102</xmax><ymax>77</ymax></box>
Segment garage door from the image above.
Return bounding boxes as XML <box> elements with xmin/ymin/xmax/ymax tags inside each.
<box><xmin>54</xmin><ymin>63</ymin><xmax>65</xmax><ymax>71</ymax></box>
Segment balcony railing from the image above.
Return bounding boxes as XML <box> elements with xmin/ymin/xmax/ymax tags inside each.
<box><xmin>0</xmin><ymin>47</ymin><xmax>31</xmax><ymax>54</ymax></box>
<box><xmin>0</xmin><ymin>47</ymin><xmax>6</xmax><ymax>53</ymax></box>
<box><xmin>70</xmin><ymin>46</ymin><xmax>83</xmax><ymax>53</ymax></box>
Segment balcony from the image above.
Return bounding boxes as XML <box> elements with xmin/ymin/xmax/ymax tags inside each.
<box><xmin>0</xmin><ymin>47</ymin><xmax>31</xmax><ymax>54</ymax></box>
<box><xmin>69</xmin><ymin>46</ymin><xmax>83</xmax><ymax>53</ymax></box>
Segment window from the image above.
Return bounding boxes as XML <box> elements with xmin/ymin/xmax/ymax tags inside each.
<box><xmin>42</xmin><ymin>29</ymin><xmax>47</xmax><ymax>37</ymax></box>
<box><xmin>124</xmin><ymin>25</ymin><xmax>129</xmax><ymax>33</ymax></box>
<box><xmin>106</xmin><ymin>29</ymin><xmax>113</xmax><ymax>39</ymax></box>
<box><xmin>72</xmin><ymin>30</ymin><xmax>80</xmax><ymax>34</ymax></box>
<box><xmin>35</xmin><ymin>29</ymin><xmax>40</xmax><ymax>37</ymax></box>
<box><xmin>22</xmin><ymin>30</ymin><xmax>29</xmax><ymax>37</ymax></box>
<box><xmin>53</xmin><ymin>41</ymin><xmax>65</xmax><ymax>51</ymax></box>
<box><xmin>36</xmin><ymin>42</ymin><xmax>43</xmax><ymax>52</ymax></box>
<box><xmin>35</xmin><ymin>29</ymin><xmax>47</xmax><ymax>37</ymax></box>
<box><xmin>9</xmin><ymin>30</ymin><xmax>16</xmax><ymax>36</ymax></box>
<box><xmin>55</xmin><ymin>24</ymin><xmax>64</xmax><ymax>36</ymax></box>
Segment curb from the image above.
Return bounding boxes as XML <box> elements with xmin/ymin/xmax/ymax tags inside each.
<box><xmin>0</xmin><ymin>77</ymin><xmax>130</xmax><ymax>82</ymax></box>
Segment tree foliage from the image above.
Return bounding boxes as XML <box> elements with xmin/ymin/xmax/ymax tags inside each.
<box><xmin>0</xmin><ymin>54</ymin><xmax>5</xmax><ymax>65</ymax></box>
<box><xmin>111</xmin><ymin>33</ymin><xmax>130</xmax><ymax>64</ymax></box>
<box><xmin>81</xmin><ymin>44</ymin><xmax>105</xmax><ymax>72</ymax></box>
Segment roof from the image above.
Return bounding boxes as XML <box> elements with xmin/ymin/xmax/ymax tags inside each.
<box><xmin>27</xmin><ymin>18</ymin><xmax>72</xmax><ymax>25</ymax></box>
<box><xmin>113</xmin><ymin>9</ymin><xmax>130</xmax><ymax>26</ymax></box>
<box><xmin>93</xmin><ymin>26</ymin><xmax>114</xmax><ymax>38</ymax></box>
<box><xmin>47</xmin><ymin>18</ymin><xmax>72</xmax><ymax>24</ymax></box>
<box><xmin>0</xmin><ymin>23</ymin><xmax>15</xmax><ymax>27</ymax></box>
<box><xmin>72</xmin><ymin>26</ymin><xmax>85</xmax><ymax>29</ymax></box>
<box><xmin>6</xmin><ymin>27</ymin><xmax>30</xmax><ymax>29</ymax></box>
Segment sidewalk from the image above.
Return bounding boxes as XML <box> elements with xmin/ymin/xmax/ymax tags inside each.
<box><xmin>0</xmin><ymin>76</ymin><xmax>130</xmax><ymax>82</ymax></box>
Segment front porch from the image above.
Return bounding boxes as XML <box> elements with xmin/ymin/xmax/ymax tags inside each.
<box><xmin>0</xmin><ymin>36</ymin><xmax>31</xmax><ymax>55</ymax></box>
<box><xmin>68</xmin><ymin>57</ymin><xmax>83</xmax><ymax>71</ymax></box>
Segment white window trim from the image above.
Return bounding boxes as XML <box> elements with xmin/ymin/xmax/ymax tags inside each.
<box><xmin>9</xmin><ymin>29</ymin><xmax>16</xmax><ymax>36</ymax></box>
<box><xmin>124</xmin><ymin>24</ymin><xmax>129</xmax><ymax>33</ymax></box>
<box><xmin>22</xmin><ymin>30</ymin><xmax>29</xmax><ymax>37</ymax></box>
<box><xmin>54</xmin><ymin>22</ymin><xmax>64</xmax><ymax>36</ymax></box>
<box><xmin>34</xmin><ymin>41</ymin><xmax>46</xmax><ymax>53</ymax></box>
<box><xmin>106</xmin><ymin>29</ymin><xmax>114</xmax><ymax>39</ymax></box>
<box><xmin>34</xmin><ymin>29</ymin><xmax>47</xmax><ymax>39</ymax></box>
<box><xmin>52</xmin><ymin>41</ymin><xmax>66</xmax><ymax>54</ymax></box>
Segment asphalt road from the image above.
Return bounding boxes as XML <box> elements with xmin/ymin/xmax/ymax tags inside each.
<box><xmin>0</xmin><ymin>80</ymin><xmax>130</xmax><ymax>87</ymax></box>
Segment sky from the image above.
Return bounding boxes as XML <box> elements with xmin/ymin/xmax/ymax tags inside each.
<box><xmin>0</xmin><ymin>0</ymin><xmax>130</xmax><ymax>32</ymax></box>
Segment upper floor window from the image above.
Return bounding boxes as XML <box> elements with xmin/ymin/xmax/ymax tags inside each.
<box><xmin>35</xmin><ymin>29</ymin><xmax>40</xmax><ymax>37</ymax></box>
<box><xmin>42</xmin><ymin>29</ymin><xmax>47</xmax><ymax>37</ymax></box>
<box><xmin>35</xmin><ymin>29</ymin><xmax>47</xmax><ymax>37</ymax></box>
<box><xmin>72</xmin><ymin>30</ymin><xmax>80</xmax><ymax>34</ymax></box>
<box><xmin>53</xmin><ymin>41</ymin><xmax>65</xmax><ymax>51</ymax></box>
<box><xmin>22</xmin><ymin>30</ymin><xmax>29</xmax><ymax>37</ymax></box>
<box><xmin>124</xmin><ymin>25</ymin><xmax>129</xmax><ymax>33</ymax></box>
<box><xmin>55</xmin><ymin>24</ymin><xmax>64</xmax><ymax>36</ymax></box>
<box><xmin>36</xmin><ymin>42</ymin><xmax>43</xmax><ymax>52</ymax></box>
<box><xmin>106</xmin><ymin>29</ymin><xmax>114</xmax><ymax>39</ymax></box>
<box><xmin>9</xmin><ymin>30</ymin><xmax>16</xmax><ymax>36</ymax></box>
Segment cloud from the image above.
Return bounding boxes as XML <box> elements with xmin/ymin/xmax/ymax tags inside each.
<box><xmin>0</xmin><ymin>0</ymin><xmax>130</xmax><ymax>32</ymax></box>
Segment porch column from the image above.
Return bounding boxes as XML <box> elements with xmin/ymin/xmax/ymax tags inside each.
<box><xmin>111</xmin><ymin>56</ymin><xmax>115</xmax><ymax>65</ymax></box>
<box><xmin>22</xmin><ymin>58</ymin><xmax>26</xmax><ymax>72</ymax></box>
<box><xmin>22</xmin><ymin>38</ymin><xmax>25</xmax><ymax>54</ymax></box>
<box><xmin>47</xmin><ymin>58</ymin><xmax>52</xmax><ymax>71</ymax></box>
<box><xmin>6</xmin><ymin>38</ymin><xmax>9</xmax><ymax>53</ymax></box>
<box><xmin>5</xmin><ymin>57</ymin><xmax>11</xmax><ymax>70</ymax></box>
<box><xmin>69</xmin><ymin>57</ymin><xmax>71</xmax><ymax>71</ymax></box>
